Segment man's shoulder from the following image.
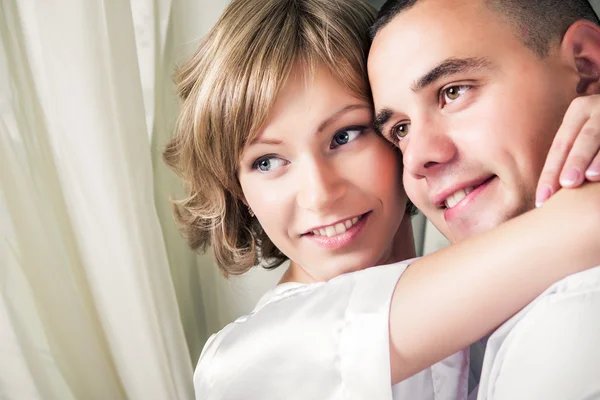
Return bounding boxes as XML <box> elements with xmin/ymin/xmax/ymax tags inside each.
<box><xmin>510</xmin><ymin>264</ymin><xmax>600</xmax><ymax>332</ymax></box>
<box><xmin>477</xmin><ymin>266</ymin><xmax>600</xmax><ymax>399</ymax></box>
<box><xmin>492</xmin><ymin>265</ymin><xmax>600</xmax><ymax>338</ymax></box>
<box><xmin>479</xmin><ymin>266</ymin><xmax>600</xmax><ymax>399</ymax></box>
<box><xmin>483</xmin><ymin>265</ymin><xmax>600</xmax><ymax>368</ymax></box>
<box><xmin>543</xmin><ymin>264</ymin><xmax>600</xmax><ymax>296</ymax></box>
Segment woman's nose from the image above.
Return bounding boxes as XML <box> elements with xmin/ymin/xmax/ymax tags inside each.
<box><xmin>296</xmin><ymin>158</ymin><xmax>347</xmax><ymax>211</ymax></box>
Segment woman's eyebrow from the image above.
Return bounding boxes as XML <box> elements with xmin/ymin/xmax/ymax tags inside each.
<box><xmin>249</xmin><ymin>104</ymin><xmax>369</xmax><ymax>146</ymax></box>
<box><xmin>317</xmin><ymin>104</ymin><xmax>369</xmax><ymax>134</ymax></box>
<box><xmin>249</xmin><ymin>137</ymin><xmax>284</xmax><ymax>146</ymax></box>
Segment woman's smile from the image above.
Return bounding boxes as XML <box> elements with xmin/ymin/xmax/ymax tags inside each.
<box><xmin>303</xmin><ymin>212</ymin><xmax>370</xmax><ymax>250</ymax></box>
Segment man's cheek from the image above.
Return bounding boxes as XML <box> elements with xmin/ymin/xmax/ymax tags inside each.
<box><xmin>405</xmin><ymin>181</ymin><xmax>428</xmax><ymax>211</ymax></box>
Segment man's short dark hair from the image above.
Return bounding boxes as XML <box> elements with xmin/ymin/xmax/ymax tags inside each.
<box><xmin>370</xmin><ymin>0</ymin><xmax>600</xmax><ymax>57</ymax></box>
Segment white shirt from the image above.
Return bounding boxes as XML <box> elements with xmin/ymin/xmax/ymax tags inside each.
<box><xmin>477</xmin><ymin>266</ymin><xmax>600</xmax><ymax>400</ymax></box>
<box><xmin>194</xmin><ymin>261</ymin><xmax>469</xmax><ymax>399</ymax></box>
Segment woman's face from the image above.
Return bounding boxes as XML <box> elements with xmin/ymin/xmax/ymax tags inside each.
<box><xmin>238</xmin><ymin>64</ymin><xmax>408</xmax><ymax>281</ymax></box>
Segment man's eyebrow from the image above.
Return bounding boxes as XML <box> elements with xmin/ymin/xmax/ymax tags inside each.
<box><xmin>373</xmin><ymin>108</ymin><xmax>392</xmax><ymax>135</ymax></box>
<box><xmin>411</xmin><ymin>57</ymin><xmax>492</xmax><ymax>92</ymax></box>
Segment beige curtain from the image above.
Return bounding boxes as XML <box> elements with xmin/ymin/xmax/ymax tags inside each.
<box><xmin>0</xmin><ymin>0</ymin><xmax>286</xmax><ymax>399</ymax></box>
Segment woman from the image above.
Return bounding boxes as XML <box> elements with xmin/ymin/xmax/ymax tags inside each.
<box><xmin>164</xmin><ymin>0</ymin><xmax>600</xmax><ymax>398</ymax></box>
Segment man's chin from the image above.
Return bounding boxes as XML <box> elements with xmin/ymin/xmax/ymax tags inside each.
<box><xmin>429</xmin><ymin>194</ymin><xmax>532</xmax><ymax>243</ymax></box>
<box><xmin>442</xmin><ymin>214</ymin><xmax>512</xmax><ymax>244</ymax></box>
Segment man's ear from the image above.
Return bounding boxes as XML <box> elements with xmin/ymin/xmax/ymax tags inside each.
<box><xmin>561</xmin><ymin>21</ymin><xmax>600</xmax><ymax>95</ymax></box>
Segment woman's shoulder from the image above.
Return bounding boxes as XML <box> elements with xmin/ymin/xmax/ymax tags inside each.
<box><xmin>194</xmin><ymin>262</ymin><xmax>414</xmax><ymax>398</ymax></box>
<box><xmin>193</xmin><ymin>281</ymin><xmax>334</xmax><ymax>397</ymax></box>
<box><xmin>193</xmin><ymin>281</ymin><xmax>322</xmax><ymax>391</ymax></box>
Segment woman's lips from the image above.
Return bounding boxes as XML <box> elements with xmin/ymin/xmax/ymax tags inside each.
<box><xmin>305</xmin><ymin>212</ymin><xmax>370</xmax><ymax>250</ymax></box>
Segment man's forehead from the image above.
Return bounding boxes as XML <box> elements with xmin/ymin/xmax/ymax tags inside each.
<box><xmin>369</xmin><ymin>35</ymin><xmax>494</xmax><ymax>96</ymax></box>
<box><xmin>368</xmin><ymin>0</ymin><xmax>514</xmax><ymax>95</ymax></box>
<box><xmin>369</xmin><ymin>0</ymin><xmax>509</xmax><ymax>63</ymax></box>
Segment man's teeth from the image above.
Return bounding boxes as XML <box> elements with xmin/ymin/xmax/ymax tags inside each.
<box><xmin>312</xmin><ymin>217</ymin><xmax>360</xmax><ymax>237</ymax></box>
<box><xmin>444</xmin><ymin>187</ymin><xmax>475</xmax><ymax>209</ymax></box>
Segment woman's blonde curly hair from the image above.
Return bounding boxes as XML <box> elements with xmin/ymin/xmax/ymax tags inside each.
<box><xmin>164</xmin><ymin>0</ymin><xmax>413</xmax><ymax>277</ymax></box>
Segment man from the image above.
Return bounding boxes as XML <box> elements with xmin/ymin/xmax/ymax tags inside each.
<box><xmin>368</xmin><ymin>0</ymin><xmax>600</xmax><ymax>399</ymax></box>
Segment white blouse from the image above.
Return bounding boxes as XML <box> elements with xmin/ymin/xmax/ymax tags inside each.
<box><xmin>194</xmin><ymin>261</ymin><xmax>469</xmax><ymax>399</ymax></box>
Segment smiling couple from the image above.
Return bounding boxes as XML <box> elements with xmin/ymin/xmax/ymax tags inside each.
<box><xmin>164</xmin><ymin>0</ymin><xmax>600</xmax><ymax>399</ymax></box>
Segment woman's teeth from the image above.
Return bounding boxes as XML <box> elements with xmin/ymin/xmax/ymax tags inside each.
<box><xmin>312</xmin><ymin>216</ymin><xmax>360</xmax><ymax>237</ymax></box>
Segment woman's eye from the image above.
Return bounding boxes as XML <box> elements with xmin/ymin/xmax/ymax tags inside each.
<box><xmin>253</xmin><ymin>156</ymin><xmax>287</xmax><ymax>172</ymax></box>
<box><xmin>391</xmin><ymin>122</ymin><xmax>410</xmax><ymax>142</ymax></box>
<box><xmin>330</xmin><ymin>127</ymin><xmax>364</xmax><ymax>149</ymax></box>
<box><xmin>441</xmin><ymin>85</ymin><xmax>470</xmax><ymax>106</ymax></box>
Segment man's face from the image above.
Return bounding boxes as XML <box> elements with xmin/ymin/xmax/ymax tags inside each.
<box><xmin>368</xmin><ymin>0</ymin><xmax>578</xmax><ymax>243</ymax></box>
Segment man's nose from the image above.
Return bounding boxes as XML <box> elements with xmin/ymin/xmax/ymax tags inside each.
<box><xmin>296</xmin><ymin>157</ymin><xmax>346</xmax><ymax>211</ymax></box>
<box><xmin>402</xmin><ymin>121</ymin><xmax>457</xmax><ymax>179</ymax></box>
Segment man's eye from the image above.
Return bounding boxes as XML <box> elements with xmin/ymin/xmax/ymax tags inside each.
<box><xmin>330</xmin><ymin>127</ymin><xmax>364</xmax><ymax>149</ymax></box>
<box><xmin>391</xmin><ymin>122</ymin><xmax>410</xmax><ymax>142</ymax></box>
<box><xmin>253</xmin><ymin>156</ymin><xmax>287</xmax><ymax>172</ymax></box>
<box><xmin>441</xmin><ymin>85</ymin><xmax>470</xmax><ymax>105</ymax></box>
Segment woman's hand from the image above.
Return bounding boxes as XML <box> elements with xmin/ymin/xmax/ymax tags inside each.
<box><xmin>536</xmin><ymin>95</ymin><xmax>600</xmax><ymax>207</ymax></box>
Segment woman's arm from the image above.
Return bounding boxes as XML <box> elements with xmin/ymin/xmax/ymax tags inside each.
<box><xmin>389</xmin><ymin>183</ymin><xmax>600</xmax><ymax>384</ymax></box>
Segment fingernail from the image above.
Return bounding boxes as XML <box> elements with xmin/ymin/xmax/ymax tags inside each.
<box><xmin>560</xmin><ymin>168</ymin><xmax>581</xmax><ymax>187</ymax></box>
<box><xmin>535</xmin><ymin>184</ymin><xmax>553</xmax><ymax>208</ymax></box>
<box><xmin>586</xmin><ymin>167</ymin><xmax>600</xmax><ymax>178</ymax></box>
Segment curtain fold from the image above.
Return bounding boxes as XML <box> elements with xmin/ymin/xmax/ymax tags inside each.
<box><xmin>0</xmin><ymin>0</ymin><xmax>200</xmax><ymax>398</ymax></box>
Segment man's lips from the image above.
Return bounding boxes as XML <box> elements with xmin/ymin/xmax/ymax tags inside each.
<box><xmin>432</xmin><ymin>176</ymin><xmax>496</xmax><ymax>209</ymax></box>
<box><xmin>442</xmin><ymin>175</ymin><xmax>498</xmax><ymax>224</ymax></box>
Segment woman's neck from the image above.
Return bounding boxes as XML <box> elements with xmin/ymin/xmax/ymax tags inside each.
<box><xmin>386</xmin><ymin>215</ymin><xmax>417</xmax><ymax>263</ymax></box>
<box><xmin>279</xmin><ymin>262</ymin><xmax>314</xmax><ymax>284</ymax></box>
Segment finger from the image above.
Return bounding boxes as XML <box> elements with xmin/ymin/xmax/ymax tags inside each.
<box><xmin>559</xmin><ymin>115</ymin><xmax>600</xmax><ymax>188</ymax></box>
<box><xmin>586</xmin><ymin>153</ymin><xmax>600</xmax><ymax>181</ymax></box>
<box><xmin>536</xmin><ymin>98</ymin><xmax>591</xmax><ymax>207</ymax></box>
